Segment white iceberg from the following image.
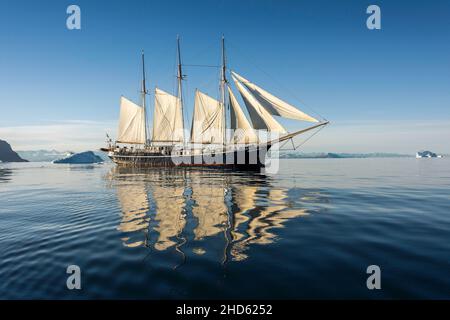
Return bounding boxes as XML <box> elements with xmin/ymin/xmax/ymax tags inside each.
<box><xmin>416</xmin><ymin>150</ymin><xmax>443</xmax><ymax>158</ymax></box>
<box><xmin>53</xmin><ymin>151</ymin><xmax>103</xmax><ymax>164</ymax></box>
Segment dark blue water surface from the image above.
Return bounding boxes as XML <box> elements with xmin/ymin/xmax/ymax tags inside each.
<box><xmin>0</xmin><ymin>159</ymin><xmax>449</xmax><ymax>299</ymax></box>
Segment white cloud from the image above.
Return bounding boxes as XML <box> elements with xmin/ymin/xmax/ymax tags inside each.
<box><xmin>0</xmin><ymin>120</ymin><xmax>116</xmax><ymax>152</ymax></box>
<box><xmin>1</xmin><ymin>119</ymin><xmax>449</xmax><ymax>154</ymax></box>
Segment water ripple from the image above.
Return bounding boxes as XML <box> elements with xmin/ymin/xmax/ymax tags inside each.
<box><xmin>0</xmin><ymin>159</ymin><xmax>449</xmax><ymax>298</ymax></box>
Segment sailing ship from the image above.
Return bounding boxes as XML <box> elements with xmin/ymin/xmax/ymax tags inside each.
<box><xmin>101</xmin><ymin>36</ymin><xmax>329</xmax><ymax>169</ymax></box>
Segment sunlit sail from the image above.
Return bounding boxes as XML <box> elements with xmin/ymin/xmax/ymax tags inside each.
<box><xmin>117</xmin><ymin>97</ymin><xmax>147</xmax><ymax>144</ymax></box>
<box><xmin>153</xmin><ymin>88</ymin><xmax>184</xmax><ymax>143</ymax></box>
<box><xmin>231</xmin><ymin>71</ymin><xmax>319</xmax><ymax>123</ymax></box>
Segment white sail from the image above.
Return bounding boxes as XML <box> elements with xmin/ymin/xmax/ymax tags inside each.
<box><xmin>153</xmin><ymin>88</ymin><xmax>184</xmax><ymax>143</ymax></box>
<box><xmin>232</xmin><ymin>75</ymin><xmax>287</xmax><ymax>133</ymax></box>
<box><xmin>227</xmin><ymin>86</ymin><xmax>258</xmax><ymax>144</ymax></box>
<box><xmin>232</xmin><ymin>71</ymin><xmax>318</xmax><ymax>123</ymax></box>
<box><xmin>191</xmin><ymin>90</ymin><xmax>225</xmax><ymax>144</ymax></box>
<box><xmin>117</xmin><ymin>96</ymin><xmax>146</xmax><ymax>144</ymax></box>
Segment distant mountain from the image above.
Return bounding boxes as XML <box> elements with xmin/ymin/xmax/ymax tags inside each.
<box><xmin>278</xmin><ymin>152</ymin><xmax>413</xmax><ymax>159</ymax></box>
<box><xmin>0</xmin><ymin>140</ymin><xmax>28</xmax><ymax>162</ymax></box>
<box><xmin>16</xmin><ymin>150</ymin><xmax>71</xmax><ymax>162</ymax></box>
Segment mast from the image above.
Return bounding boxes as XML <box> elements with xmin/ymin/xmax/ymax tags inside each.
<box><xmin>220</xmin><ymin>35</ymin><xmax>227</xmax><ymax>145</ymax></box>
<box><xmin>141</xmin><ymin>50</ymin><xmax>149</xmax><ymax>145</ymax></box>
<box><xmin>176</xmin><ymin>35</ymin><xmax>185</xmax><ymax>145</ymax></box>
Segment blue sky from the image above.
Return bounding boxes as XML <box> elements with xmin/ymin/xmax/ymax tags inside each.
<box><xmin>0</xmin><ymin>0</ymin><xmax>449</xmax><ymax>152</ymax></box>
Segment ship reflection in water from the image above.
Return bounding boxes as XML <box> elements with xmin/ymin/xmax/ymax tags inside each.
<box><xmin>108</xmin><ymin>167</ymin><xmax>316</xmax><ymax>265</ymax></box>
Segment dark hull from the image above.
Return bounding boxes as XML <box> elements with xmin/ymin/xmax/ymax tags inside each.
<box><xmin>109</xmin><ymin>145</ymin><xmax>271</xmax><ymax>170</ymax></box>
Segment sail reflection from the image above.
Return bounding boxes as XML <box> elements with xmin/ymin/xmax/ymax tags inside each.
<box><xmin>191</xmin><ymin>179</ymin><xmax>228</xmax><ymax>240</ymax></box>
<box><xmin>153</xmin><ymin>186</ymin><xmax>186</xmax><ymax>251</ymax></box>
<box><xmin>108</xmin><ymin>167</ymin><xmax>318</xmax><ymax>263</ymax></box>
<box><xmin>115</xmin><ymin>179</ymin><xmax>150</xmax><ymax>248</ymax></box>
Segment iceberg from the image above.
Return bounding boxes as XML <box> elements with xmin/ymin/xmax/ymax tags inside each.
<box><xmin>53</xmin><ymin>151</ymin><xmax>103</xmax><ymax>164</ymax></box>
<box><xmin>416</xmin><ymin>150</ymin><xmax>443</xmax><ymax>158</ymax></box>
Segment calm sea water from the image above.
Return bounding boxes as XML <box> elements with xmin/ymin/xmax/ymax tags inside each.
<box><xmin>0</xmin><ymin>158</ymin><xmax>449</xmax><ymax>299</ymax></box>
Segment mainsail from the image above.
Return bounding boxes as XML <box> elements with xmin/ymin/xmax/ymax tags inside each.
<box><xmin>153</xmin><ymin>88</ymin><xmax>184</xmax><ymax>143</ymax></box>
<box><xmin>228</xmin><ymin>86</ymin><xmax>259</xmax><ymax>144</ymax></box>
<box><xmin>232</xmin><ymin>75</ymin><xmax>287</xmax><ymax>133</ymax></box>
<box><xmin>117</xmin><ymin>96</ymin><xmax>146</xmax><ymax>144</ymax></box>
<box><xmin>232</xmin><ymin>72</ymin><xmax>318</xmax><ymax>123</ymax></box>
<box><xmin>191</xmin><ymin>90</ymin><xmax>225</xmax><ymax>144</ymax></box>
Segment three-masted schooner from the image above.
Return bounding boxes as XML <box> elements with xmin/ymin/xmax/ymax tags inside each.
<box><xmin>101</xmin><ymin>36</ymin><xmax>329</xmax><ymax>169</ymax></box>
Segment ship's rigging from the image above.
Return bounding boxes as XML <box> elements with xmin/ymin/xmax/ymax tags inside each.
<box><xmin>114</xmin><ymin>36</ymin><xmax>328</xmax><ymax>151</ymax></box>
